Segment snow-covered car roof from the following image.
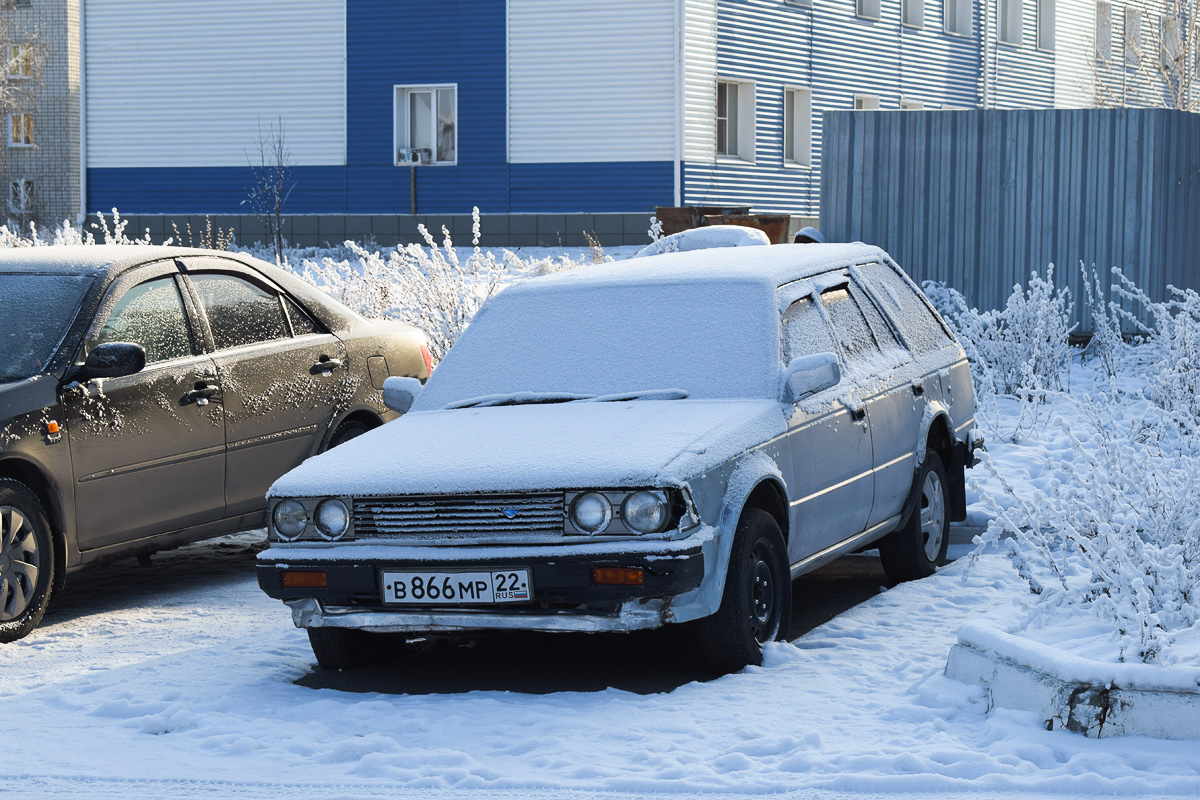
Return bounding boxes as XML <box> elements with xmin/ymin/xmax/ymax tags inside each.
<box><xmin>0</xmin><ymin>245</ymin><xmax>253</xmax><ymax>277</ymax></box>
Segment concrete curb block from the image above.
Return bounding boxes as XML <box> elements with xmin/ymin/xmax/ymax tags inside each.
<box><xmin>945</xmin><ymin>640</ymin><xmax>1200</xmax><ymax>739</ymax></box>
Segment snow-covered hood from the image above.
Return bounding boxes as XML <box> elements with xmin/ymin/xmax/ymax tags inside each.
<box><xmin>270</xmin><ymin>399</ymin><xmax>787</xmax><ymax>497</ymax></box>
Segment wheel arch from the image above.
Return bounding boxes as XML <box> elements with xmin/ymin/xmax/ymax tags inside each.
<box><xmin>319</xmin><ymin>407</ymin><xmax>385</xmax><ymax>451</ymax></box>
<box><xmin>0</xmin><ymin>458</ymin><xmax>68</xmax><ymax>592</ymax></box>
<box><xmin>911</xmin><ymin>406</ymin><xmax>966</xmax><ymax>524</ymax></box>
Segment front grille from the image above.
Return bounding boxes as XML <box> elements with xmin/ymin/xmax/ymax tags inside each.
<box><xmin>353</xmin><ymin>493</ymin><xmax>565</xmax><ymax>538</ymax></box>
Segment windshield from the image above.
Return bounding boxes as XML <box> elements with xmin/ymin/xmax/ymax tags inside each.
<box><xmin>414</xmin><ymin>279</ymin><xmax>780</xmax><ymax>411</ymax></box>
<box><xmin>0</xmin><ymin>273</ymin><xmax>94</xmax><ymax>382</ymax></box>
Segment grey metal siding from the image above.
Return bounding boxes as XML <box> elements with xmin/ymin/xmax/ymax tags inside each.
<box><xmin>821</xmin><ymin>108</ymin><xmax>1200</xmax><ymax>326</ymax></box>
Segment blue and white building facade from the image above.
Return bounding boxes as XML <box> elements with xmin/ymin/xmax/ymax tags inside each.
<box><xmin>81</xmin><ymin>0</ymin><xmax>1102</xmax><ymax>240</ymax></box>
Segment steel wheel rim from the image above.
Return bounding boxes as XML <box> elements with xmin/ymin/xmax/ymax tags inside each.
<box><xmin>919</xmin><ymin>470</ymin><xmax>946</xmax><ymax>562</ymax></box>
<box><xmin>747</xmin><ymin>543</ymin><xmax>778</xmax><ymax>643</ymax></box>
<box><xmin>0</xmin><ymin>505</ymin><xmax>40</xmax><ymax>622</ymax></box>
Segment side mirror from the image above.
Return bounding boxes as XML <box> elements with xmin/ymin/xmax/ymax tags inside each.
<box><xmin>83</xmin><ymin>342</ymin><xmax>146</xmax><ymax>380</ymax></box>
<box><xmin>383</xmin><ymin>376</ymin><xmax>423</xmax><ymax>414</ymax></box>
<box><xmin>781</xmin><ymin>352</ymin><xmax>841</xmax><ymax>403</ymax></box>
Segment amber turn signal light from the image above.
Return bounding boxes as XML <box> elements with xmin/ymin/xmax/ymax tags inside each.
<box><xmin>591</xmin><ymin>567</ymin><xmax>644</xmax><ymax>586</ymax></box>
<box><xmin>281</xmin><ymin>570</ymin><xmax>327</xmax><ymax>589</ymax></box>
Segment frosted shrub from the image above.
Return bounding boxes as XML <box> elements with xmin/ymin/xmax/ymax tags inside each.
<box><xmin>295</xmin><ymin>208</ymin><xmax>508</xmax><ymax>363</ymax></box>
<box><xmin>1111</xmin><ymin>270</ymin><xmax>1200</xmax><ymax>426</ymax></box>
<box><xmin>1080</xmin><ymin>263</ymin><xmax>1123</xmax><ymax>378</ymax></box>
<box><xmin>0</xmin><ymin>210</ymin><xmax>158</xmax><ymax>248</ymax></box>
<box><xmin>973</xmin><ymin>393</ymin><xmax>1200</xmax><ymax>664</ymax></box>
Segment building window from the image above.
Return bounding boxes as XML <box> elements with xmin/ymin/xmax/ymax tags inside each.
<box><xmin>900</xmin><ymin>98</ymin><xmax>925</xmax><ymax>110</ymax></box>
<box><xmin>1125</xmin><ymin>6</ymin><xmax>1142</xmax><ymax>66</ymax></box>
<box><xmin>903</xmin><ymin>0</ymin><xmax>925</xmax><ymax>27</ymax></box>
<box><xmin>783</xmin><ymin>87</ymin><xmax>812</xmax><ymax>167</ymax></box>
<box><xmin>1096</xmin><ymin>2</ymin><xmax>1113</xmax><ymax>61</ymax></box>
<box><xmin>857</xmin><ymin>0</ymin><xmax>881</xmax><ymax>20</ymax></box>
<box><xmin>1038</xmin><ymin>0</ymin><xmax>1056</xmax><ymax>50</ymax></box>
<box><xmin>7</xmin><ymin>113</ymin><xmax>32</xmax><ymax>147</ymax></box>
<box><xmin>717</xmin><ymin>79</ymin><xmax>755</xmax><ymax>161</ymax></box>
<box><xmin>394</xmin><ymin>85</ymin><xmax>457</xmax><ymax>166</ymax></box>
<box><xmin>944</xmin><ymin>0</ymin><xmax>971</xmax><ymax>35</ymax></box>
<box><xmin>1000</xmin><ymin>0</ymin><xmax>1023</xmax><ymax>44</ymax></box>
<box><xmin>6</xmin><ymin>44</ymin><xmax>32</xmax><ymax>79</ymax></box>
<box><xmin>1160</xmin><ymin>13</ymin><xmax>1182</xmax><ymax>70</ymax></box>
<box><xmin>9</xmin><ymin>179</ymin><xmax>32</xmax><ymax>215</ymax></box>
<box><xmin>854</xmin><ymin>94</ymin><xmax>880</xmax><ymax>110</ymax></box>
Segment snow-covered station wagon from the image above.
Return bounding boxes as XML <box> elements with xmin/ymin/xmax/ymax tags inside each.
<box><xmin>258</xmin><ymin>244</ymin><xmax>982</xmax><ymax>672</ymax></box>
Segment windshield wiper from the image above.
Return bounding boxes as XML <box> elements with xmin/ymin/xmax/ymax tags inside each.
<box><xmin>586</xmin><ymin>389</ymin><xmax>688</xmax><ymax>403</ymax></box>
<box><xmin>446</xmin><ymin>391</ymin><xmax>595</xmax><ymax>409</ymax></box>
<box><xmin>447</xmin><ymin>388</ymin><xmax>688</xmax><ymax>409</ymax></box>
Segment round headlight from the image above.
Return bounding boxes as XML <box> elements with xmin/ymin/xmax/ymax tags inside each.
<box><xmin>622</xmin><ymin>490</ymin><xmax>670</xmax><ymax>534</ymax></box>
<box><xmin>570</xmin><ymin>492</ymin><xmax>612</xmax><ymax>534</ymax></box>
<box><xmin>314</xmin><ymin>498</ymin><xmax>350</xmax><ymax>540</ymax></box>
<box><xmin>272</xmin><ymin>499</ymin><xmax>308</xmax><ymax>540</ymax></box>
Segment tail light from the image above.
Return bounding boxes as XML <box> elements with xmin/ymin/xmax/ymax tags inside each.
<box><xmin>420</xmin><ymin>343</ymin><xmax>434</xmax><ymax>375</ymax></box>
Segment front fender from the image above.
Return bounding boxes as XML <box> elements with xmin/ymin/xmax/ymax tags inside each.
<box><xmin>664</xmin><ymin>450</ymin><xmax>786</xmax><ymax>625</ymax></box>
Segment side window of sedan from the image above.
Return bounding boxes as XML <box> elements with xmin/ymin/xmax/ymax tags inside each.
<box><xmin>95</xmin><ymin>277</ymin><xmax>195</xmax><ymax>364</ymax></box>
<box><xmin>191</xmin><ymin>274</ymin><xmax>290</xmax><ymax>350</ymax></box>
<box><xmin>855</xmin><ymin>262</ymin><xmax>954</xmax><ymax>353</ymax></box>
<box><xmin>782</xmin><ymin>296</ymin><xmax>838</xmax><ymax>363</ymax></box>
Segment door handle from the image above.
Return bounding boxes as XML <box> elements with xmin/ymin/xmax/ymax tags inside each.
<box><xmin>850</xmin><ymin>406</ymin><xmax>866</xmax><ymax>422</ymax></box>
<box><xmin>312</xmin><ymin>355</ymin><xmax>343</xmax><ymax>373</ymax></box>
<box><xmin>183</xmin><ymin>382</ymin><xmax>220</xmax><ymax>405</ymax></box>
<box><xmin>911</xmin><ymin>382</ymin><xmax>926</xmax><ymax>397</ymax></box>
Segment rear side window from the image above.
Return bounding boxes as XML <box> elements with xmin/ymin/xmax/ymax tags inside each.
<box><xmin>821</xmin><ymin>287</ymin><xmax>880</xmax><ymax>360</ymax></box>
<box><xmin>782</xmin><ymin>296</ymin><xmax>837</xmax><ymax>363</ymax></box>
<box><xmin>95</xmin><ymin>277</ymin><xmax>194</xmax><ymax>364</ymax></box>
<box><xmin>192</xmin><ymin>274</ymin><xmax>290</xmax><ymax>350</ymax></box>
<box><xmin>855</xmin><ymin>263</ymin><xmax>953</xmax><ymax>353</ymax></box>
<box><xmin>283</xmin><ymin>295</ymin><xmax>322</xmax><ymax>337</ymax></box>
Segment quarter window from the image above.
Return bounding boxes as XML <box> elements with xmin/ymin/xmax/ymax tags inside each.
<box><xmin>283</xmin><ymin>295</ymin><xmax>322</xmax><ymax>337</ymax></box>
<box><xmin>95</xmin><ymin>277</ymin><xmax>194</xmax><ymax>364</ymax></box>
<box><xmin>855</xmin><ymin>263</ymin><xmax>954</xmax><ymax>353</ymax></box>
<box><xmin>192</xmin><ymin>274</ymin><xmax>290</xmax><ymax>350</ymax></box>
<box><xmin>394</xmin><ymin>84</ymin><xmax>457</xmax><ymax>165</ymax></box>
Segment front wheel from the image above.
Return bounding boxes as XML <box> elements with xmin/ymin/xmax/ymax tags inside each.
<box><xmin>878</xmin><ymin>452</ymin><xmax>949</xmax><ymax>583</ymax></box>
<box><xmin>0</xmin><ymin>480</ymin><xmax>55</xmax><ymax>644</ymax></box>
<box><xmin>692</xmin><ymin>508</ymin><xmax>791</xmax><ymax>674</ymax></box>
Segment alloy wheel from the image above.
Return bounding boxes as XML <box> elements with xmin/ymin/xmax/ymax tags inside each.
<box><xmin>0</xmin><ymin>505</ymin><xmax>41</xmax><ymax>622</ymax></box>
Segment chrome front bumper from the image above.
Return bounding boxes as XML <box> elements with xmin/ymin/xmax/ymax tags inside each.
<box><xmin>285</xmin><ymin>597</ymin><xmax>671</xmax><ymax>634</ymax></box>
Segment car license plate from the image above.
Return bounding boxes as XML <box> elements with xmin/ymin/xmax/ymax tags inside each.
<box><xmin>380</xmin><ymin>568</ymin><xmax>532</xmax><ymax>605</ymax></box>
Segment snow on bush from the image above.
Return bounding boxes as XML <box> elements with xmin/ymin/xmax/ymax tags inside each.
<box><xmin>0</xmin><ymin>209</ymin><xmax>155</xmax><ymax>247</ymax></box>
<box><xmin>290</xmin><ymin>208</ymin><xmax>589</xmax><ymax>362</ymax></box>
<box><xmin>924</xmin><ymin>264</ymin><xmax>1075</xmax><ymax>443</ymax></box>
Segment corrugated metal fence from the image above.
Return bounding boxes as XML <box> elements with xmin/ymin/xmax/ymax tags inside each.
<box><xmin>820</xmin><ymin>108</ymin><xmax>1200</xmax><ymax>329</ymax></box>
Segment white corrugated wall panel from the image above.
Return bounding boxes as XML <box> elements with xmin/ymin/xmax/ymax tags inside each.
<box><xmin>507</xmin><ymin>0</ymin><xmax>676</xmax><ymax>163</ymax></box>
<box><xmin>1055</xmin><ymin>0</ymin><xmax>1099</xmax><ymax>107</ymax></box>
<box><xmin>85</xmin><ymin>0</ymin><xmax>346</xmax><ymax>168</ymax></box>
<box><xmin>683</xmin><ymin>0</ymin><xmax>718</xmax><ymax>163</ymax></box>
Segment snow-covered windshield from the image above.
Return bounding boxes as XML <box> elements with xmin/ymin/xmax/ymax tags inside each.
<box><xmin>0</xmin><ymin>273</ymin><xmax>93</xmax><ymax>382</ymax></box>
<box><xmin>415</xmin><ymin>278</ymin><xmax>781</xmax><ymax>410</ymax></box>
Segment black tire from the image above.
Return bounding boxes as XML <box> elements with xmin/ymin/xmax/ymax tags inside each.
<box><xmin>325</xmin><ymin>418</ymin><xmax>372</xmax><ymax>451</ymax></box>
<box><xmin>307</xmin><ymin>627</ymin><xmax>395</xmax><ymax>670</ymax></box>
<box><xmin>879</xmin><ymin>452</ymin><xmax>950</xmax><ymax>583</ymax></box>
<box><xmin>692</xmin><ymin>508</ymin><xmax>791</xmax><ymax>674</ymax></box>
<box><xmin>0</xmin><ymin>480</ymin><xmax>55</xmax><ymax>644</ymax></box>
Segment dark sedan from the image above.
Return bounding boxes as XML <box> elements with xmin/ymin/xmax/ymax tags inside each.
<box><xmin>0</xmin><ymin>246</ymin><xmax>430</xmax><ymax>642</ymax></box>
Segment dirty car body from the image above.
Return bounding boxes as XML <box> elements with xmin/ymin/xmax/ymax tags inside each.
<box><xmin>259</xmin><ymin>243</ymin><xmax>982</xmax><ymax>671</ymax></box>
<box><xmin>0</xmin><ymin>246</ymin><xmax>429</xmax><ymax>642</ymax></box>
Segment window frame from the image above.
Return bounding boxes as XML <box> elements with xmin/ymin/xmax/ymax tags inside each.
<box><xmin>1124</xmin><ymin>6</ymin><xmax>1143</xmax><ymax>66</ymax></box>
<box><xmin>1038</xmin><ymin>0</ymin><xmax>1056</xmax><ymax>51</ymax></box>
<box><xmin>1096</xmin><ymin>1</ymin><xmax>1114</xmax><ymax>62</ymax></box>
<box><xmin>783</xmin><ymin>86</ymin><xmax>812</xmax><ymax>168</ymax></box>
<box><xmin>716</xmin><ymin>78</ymin><xmax>756</xmax><ymax>163</ymax></box>
<box><xmin>5</xmin><ymin>44</ymin><xmax>32</xmax><ymax>79</ymax></box>
<box><xmin>93</xmin><ymin>275</ymin><xmax>199</xmax><ymax>366</ymax></box>
<box><xmin>943</xmin><ymin>0</ymin><xmax>972</xmax><ymax>36</ymax></box>
<box><xmin>854</xmin><ymin>94</ymin><xmax>880</xmax><ymax>111</ymax></box>
<box><xmin>7</xmin><ymin>112</ymin><xmax>33</xmax><ymax>147</ymax></box>
<box><xmin>899</xmin><ymin>98</ymin><xmax>925</xmax><ymax>110</ymax></box>
<box><xmin>393</xmin><ymin>83</ymin><xmax>458</xmax><ymax>167</ymax></box>
<box><xmin>857</xmin><ymin>0</ymin><xmax>882</xmax><ymax>21</ymax></box>
<box><xmin>903</xmin><ymin>0</ymin><xmax>925</xmax><ymax>28</ymax></box>
<box><xmin>1000</xmin><ymin>0</ymin><xmax>1023</xmax><ymax>45</ymax></box>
